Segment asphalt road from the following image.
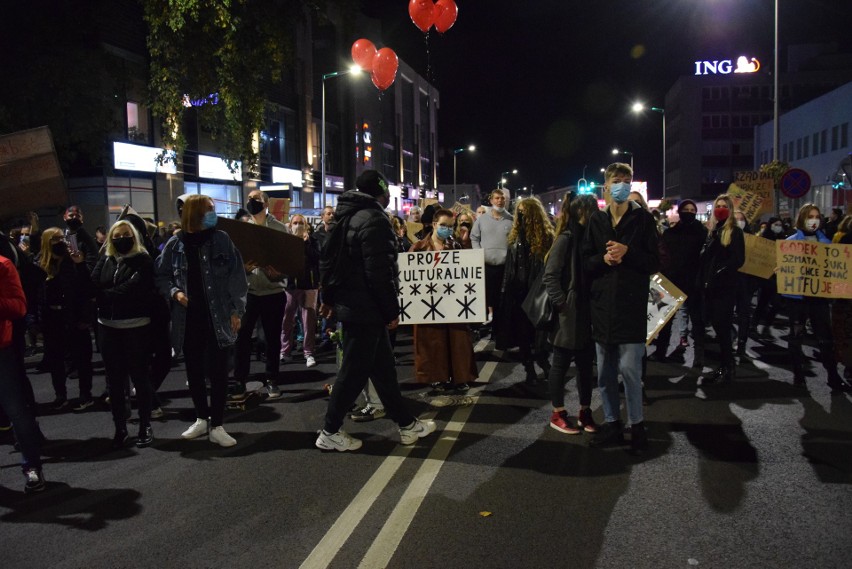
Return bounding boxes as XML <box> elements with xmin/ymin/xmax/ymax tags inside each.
<box><xmin>2</xmin><ymin>324</ymin><xmax>851</xmax><ymax>569</ymax></box>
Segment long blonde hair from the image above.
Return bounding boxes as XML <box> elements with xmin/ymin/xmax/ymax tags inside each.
<box><xmin>105</xmin><ymin>220</ymin><xmax>148</xmax><ymax>258</ymax></box>
<box><xmin>39</xmin><ymin>227</ymin><xmax>65</xmax><ymax>279</ymax></box>
<box><xmin>508</xmin><ymin>197</ymin><xmax>554</xmax><ymax>259</ymax></box>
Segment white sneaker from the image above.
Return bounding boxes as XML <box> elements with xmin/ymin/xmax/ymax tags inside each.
<box><xmin>399</xmin><ymin>419</ymin><xmax>437</xmax><ymax>445</ymax></box>
<box><xmin>315</xmin><ymin>429</ymin><xmax>362</xmax><ymax>452</ymax></box>
<box><xmin>209</xmin><ymin>426</ymin><xmax>237</xmax><ymax>447</ymax></box>
<box><xmin>181</xmin><ymin>418</ymin><xmax>208</xmax><ymax>439</ymax></box>
<box><xmin>150</xmin><ymin>407</ymin><xmax>164</xmax><ymax>419</ymax></box>
<box><xmin>280</xmin><ymin>353</ymin><xmax>292</xmax><ymax>363</ymax></box>
<box><xmin>306</xmin><ymin>355</ymin><xmax>317</xmax><ymax>368</ymax></box>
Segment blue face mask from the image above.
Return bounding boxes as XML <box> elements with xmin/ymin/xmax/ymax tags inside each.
<box><xmin>202</xmin><ymin>211</ymin><xmax>218</xmax><ymax>229</ymax></box>
<box><xmin>436</xmin><ymin>226</ymin><xmax>453</xmax><ymax>240</ymax></box>
<box><xmin>610</xmin><ymin>182</ymin><xmax>631</xmax><ymax>204</ymax></box>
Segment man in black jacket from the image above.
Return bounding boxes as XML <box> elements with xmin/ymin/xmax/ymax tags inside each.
<box><xmin>651</xmin><ymin>199</ymin><xmax>707</xmax><ymax>361</ymax></box>
<box><xmin>582</xmin><ymin>163</ymin><xmax>659</xmax><ymax>453</ymax></box>
<box><xmin>315</xmin><ymin>170</ymin><xmax>435</xmax><ymax>452</ymax></box>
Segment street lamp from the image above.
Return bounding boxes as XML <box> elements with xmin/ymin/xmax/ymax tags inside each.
<box><xmin>611</xmin><ymin>148</ymin><xmax>634</xmax><ymax>171</ymax></box>
<box><xmin>499</xmin><ymin>168</ymin><xmax>518</xmax><ymax>189</ymax></box>
<box><xmin>321</xmin><ymin>65</ymin><xmax>362</xmax><ymax>209</ymax></box>
<box><xmin>631</xmin><ymin>102</ymin><xmax>666</xmax><ymax>198</ymax></box>
<box><xmin>453</xmin><ymin>144</ymin><xmax>476</xmax><ymax>204</ymax></box>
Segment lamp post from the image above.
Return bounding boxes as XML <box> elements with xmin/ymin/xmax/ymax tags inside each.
<box><xmin>453</xmin><ymin>144</ymin><xmax>476</xmax><ymax>204</ymax></box>
<box><xmin>631</xmin><ymin>102</ymin><xmax>666</xmax><ymax>198</ymax></box>
<box><xmin>499</xmin><ymin>168</ymin><xmax>518</xmax><ymax>189</ymax></box>
<box><xmin>321</xmin><ymin>65</ymin><xmax>362</xmax><ymax>209</ymax></box>
<box><xmin>611</xmin><ymin>148</ymin><xmax>634</xmax><ymax>171</ymax></box>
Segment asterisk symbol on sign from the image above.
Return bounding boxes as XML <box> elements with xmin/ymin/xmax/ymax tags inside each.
<box><xmin>421</xmin><ymin>295</ymin><xmax>445</xmax><ymax>321</ymax></box>
<box><xmin>456</xmin><ymin>295</ymin><xmax>476</xmax><ymax>319</ymax></box>
<box><xmin>410</xmin><ymin>283</ymin><xmax>421</xmax><ymax>296</ymax></box>
<box><xmin>443</xmin><ymin>283</ymin><xmax>455</xmax><ymax>295</ymax></box>
<box><xmin>465</xmin><ymin>282</ymin><xmax>476</xmax><ymax>294</ymax></box>
<box><xmin>426</xmin><ymin>282</ymin><xmax>438</xmax><ymax>294</ymax></box>
<box><xmin>399</xmin><ymin>300</ymin><xmax>412</xmax><ymax>321</ymax></box>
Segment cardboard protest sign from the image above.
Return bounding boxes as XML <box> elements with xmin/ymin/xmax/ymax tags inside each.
<box><xmin>421</xmin><ymin>198</ymin><xmax>439</xmax><ymax>209</ymax></box>
<box><xmin>450</xmin><ymin>202</ymin><xmax>472</xmax><ymax>217</ymax></box>
<box><xmin>733</xmin><ymin>171</ymin><xmax>774</xmax><ymax>215</ymax></box>
<box><xmin>216</xmin><ymin>216</ymin><xmax>304</xmax><ymax>276</ymax></box>
<box><xmin>268</xmin><ymin>197</ymin><xmax>290</xmax><ymax>222</ymax></box>
<box><xmin>775</xmin><ymin>241</ymin><xmax>852</xmax><ymax>299</ymax></box>
<box><xmin>406</xmin><ymin>221</ymin><xmax>423</xmax><ymax>244</ymax></box>
<box><xmin>727</xmin><ymin>183</ymin><xmax>764</xmax><ymax>223</ymax></box>
<box><xmin>647</xmin><ymin>273</ymin><xmax>687</xmax><ymax>345</ymax></box>
<box><xmin>739</xmin><ymin>233</ymin><xmax>776</xmax><ymax>279</ymax></box>
<box><xmin>397</xmin><ymin>248</ymin><xmax>486</xmax><ymax>325</ymax></box>
<box><xmin>0</xmin><ymin>126</ymin><xmax>66</xmax><ymax>215</ymax></box>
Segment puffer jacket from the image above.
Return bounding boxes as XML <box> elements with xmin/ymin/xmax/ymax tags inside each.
<box><xmin>155</xmin><ymin>229</ymin><xmax>247</xmax><ymax>350</ymax></box>
<box><xmin>0</xmin><ymin>256</ymin><xmax>27</xmax><ymax>349</ymax></box>
<box><xmin>319</xmin><ymin>191</ymin><xmax>399</xmax><ymax>325</ymax></box>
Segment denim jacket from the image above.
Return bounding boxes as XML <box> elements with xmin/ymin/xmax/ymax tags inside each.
<box><xmin>155</xmin><ymin>231</ymin><xmax>248</xmax><ymax>350</ymax></box>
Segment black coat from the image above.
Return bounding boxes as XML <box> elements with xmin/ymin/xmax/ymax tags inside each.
<box><xmin>543</xmin><ymin>224</ymin><xmax>592</xmax><ymax>350</ymax></box>
<box><xmin>582</xmin><ymin>201</ymin><xmax>660</xmax><ymax>344</ymax></box>
<box><xmin>697</xmin><ymin>226</ymin><xmax>745</xmax><ymax>291</ymax></box>
<box><xmin>659</xmin><ymin>218</ymin><xmax>707</xmax><ymax>294</ymax></box>
<box><xmin>320</xmin><ymin>191</ymin><xmax>399</xmax><ymax>325</ymax></box>
<box><xmin>91</xmin><ymin>252</ymin><xmax>155</xmax><ymax>321</ymax></box>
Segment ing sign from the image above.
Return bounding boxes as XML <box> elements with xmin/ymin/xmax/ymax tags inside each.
<box><xmin>694</xmin><ymin>56</ymin><xmax>760</xmax><ymax>76</ymax></box>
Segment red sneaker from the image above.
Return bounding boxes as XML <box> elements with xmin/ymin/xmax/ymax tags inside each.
<box><xmin>577</xmin><ymin>408</ymin><xmax>599</xmax><ymax>433</ymax></box>
<box><xmin>550</xmin><ymin>410</ymin><xmax>581</xmax><ymax>435</ymax></box>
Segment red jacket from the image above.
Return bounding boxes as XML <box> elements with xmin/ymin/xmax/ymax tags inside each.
<box><xmin>0</xmin><ymin>256</ymin><xmax>27</xmax><ymax>349</ymax></box>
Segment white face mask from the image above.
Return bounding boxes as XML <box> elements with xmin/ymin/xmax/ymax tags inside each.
<box><xmin>771</xmin><ymin>224</ymin><xmax>783</xmax><ymax>234</ymax></box>
<box><xmin>492</xmin><ymin>206</ymin><xmax>505</xmax><ymax>213</ymax></box>
<box><xmin>804</xmin><ymin>219</ymin><xmax>820</xmax><ymax>232</ymax></box>
<box><xmin>736</xmin><ymin>220</ymin><xmax>746</xmax><ymax>230</ymax></box>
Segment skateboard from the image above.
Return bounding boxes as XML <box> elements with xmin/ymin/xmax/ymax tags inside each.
<box><xmin>226</xmin><ymin>389</ymin><xmax>262</xmax><ymax>411</ymax></box>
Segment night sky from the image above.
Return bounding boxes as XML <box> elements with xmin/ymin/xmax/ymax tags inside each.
<box><xmin>362</xmin><ymin>0</ymin><xmax>851</xmax><ymax>198</ymax></box>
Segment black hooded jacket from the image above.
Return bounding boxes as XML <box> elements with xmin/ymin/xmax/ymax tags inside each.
<box><xmin>659</xmin><ymin>217</ymin><xmax>707</xmax><ymax>294</ymax></box>
<box><xmin>320</xmin><ymin>191</ymin><xmax>399</xmax><ymax>325</ymax></box>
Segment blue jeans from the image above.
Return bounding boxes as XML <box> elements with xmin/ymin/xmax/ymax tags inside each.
<box><xmin>596</xmin><ymin>342</ymin><xmax>645</xmax><ymax>425</ymax></box>
<box><xmin>0</xmin><ymin>346</ymin><xmax>42</xmax><ymax>472</ymax></box>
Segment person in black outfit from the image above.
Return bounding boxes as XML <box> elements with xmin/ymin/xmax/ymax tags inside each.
<box><xmin>91</xmin><ymin>220</ymin><xmax>156</xmax><ymax>448</ymax></box>
<box><xmin>316</xmin><ymin>170</ymin><xmax>435</xmax><ymax>452</ymax></box>
<box><xmin>695</xmin><ymin>194</ymin><xmax>745</xmax><ymax>385</ymax></box>
<box><xmin>751</xmin><ymin>217</ymin><xmax>785</xmax><ymax>337</ymax></box>
<box><xmin>652</xmin><ymin>199</ymin><xmax>707</xmax><ymax>361</ymax></box>
<box><xmin>36</xmin><ymin>227</ymin><xmax>95</xmax><ymax>411</ymax></box>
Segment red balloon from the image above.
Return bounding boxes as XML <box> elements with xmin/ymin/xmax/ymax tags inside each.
<box><xmin>370</xmin><ymin>48</ymin><xmax>399</xmax><ymax>91</ymax></box>
<box><xmin>433</xmin><ymin>0</ymin><xmax>458</xmax><ymax>33</ymax></box>
<box><xmin>408</xmin><ymin>0</ymin><xmax>434</xmax><ymax>33</ymax></box>
<box><xmin>351</xmin><ymin>39</ymin><xmax>377</xmax><ymax>71</ymax></box>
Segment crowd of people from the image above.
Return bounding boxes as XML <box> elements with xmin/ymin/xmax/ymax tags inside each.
<box><xmin>1</xmin><ymin>164</ymin><xmax>851</xmax><ymax>492</ymax></box>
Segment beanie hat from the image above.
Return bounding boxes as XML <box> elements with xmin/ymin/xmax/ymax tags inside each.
<box><xmin>677</xmin><ymin>199</ymin><xmax>697</xmax><ymax>214</ymax></box>
<box><xmin>356</xmin><ymin>170</ymin><xmax>389</xmax><ymax>197</ymax></box>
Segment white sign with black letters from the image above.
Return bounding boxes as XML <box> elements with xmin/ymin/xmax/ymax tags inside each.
<box><xmin>397</xmin><ymin>249</ymin><xmax>486</xmax><ymax>325</ymax></box>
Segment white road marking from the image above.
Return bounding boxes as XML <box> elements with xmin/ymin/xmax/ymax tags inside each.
<box><xmin>299</xmin><ymin>336</ymin><xmax>497</xmax><ymax>569</ymax></box>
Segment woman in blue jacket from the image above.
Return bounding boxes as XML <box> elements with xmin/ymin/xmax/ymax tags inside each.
<box><xmin>156</xmin><ymin>195</ymin><xmax>248</xmax><ymax>447</ymax></box>
<box><xmin>783</xmin><ymin>204</ymin><xmax>851</xmax><ymax>392</ymax></box>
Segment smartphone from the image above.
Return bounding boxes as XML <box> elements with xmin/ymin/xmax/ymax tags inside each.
<box><xmin>67</xmin><ymin>234</ymin><xmax>79</xmax><ymax>253</ymax></box>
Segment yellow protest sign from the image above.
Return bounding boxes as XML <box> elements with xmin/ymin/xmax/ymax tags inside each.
<box><xmin>727</xmin><ymin>183</ymin><xmax>764</xmax><ymax>223</ymax></box>
<box><xmin>776</xmin><ymin>241</ymin><xmax>852</xmax><ymax>299</ymax></box>
<box><xmin>739</xmin><ymin>233</ymin><xmax>776</xmax><ymax>279</ymax></box>
<box><xmin>734</xmin><ymin>171</ymin><xmax>774</xmax><ymax>214</ymax></box>
<box><xmin>421</xmin><ymin>197</ymin><xmax>439</xmax><ymax>209</ymax></box>
<box><xmin>450</xmin><ymin>202</ymin><xmax>471</xmax><ymax>217</ymax></box>
<box><xmin>406</xmin><ymin>221</ymin><xmax>423</xmax><ymax>244</ymax></box>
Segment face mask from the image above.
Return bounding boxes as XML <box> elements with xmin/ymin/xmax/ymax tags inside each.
<box><xmin>112</xmin><ymin>236</ymin><xmax>134</xmax><ymax>255</ymax></box>
<box><xmin>291</xmin><ymin>222</ymin><xmax>306</xmax><ymax>234</ymax></box>
<box><xmin>771</xmin><ymin>224</ymin><xmax>783</xmax><ymax>234</ymax></box>
<box><xmin>804</xmin><ymin>219</ymin><xmax>820</xmax><ymax>232</ymax></box>
<box><xmin>51</xmin><ymin>242</ymin><xmax>68</xmax><ymax>257</ymax></box>
<box><xmin>246</xmin><ymin>199</ymin><xmax>265</xmax><ymax>215</ymax></box>
<box><xmin>66</xmin><ymin>218</ymin><xmax>82</xmax><ymax>231</ymax></box>
<box><xmin>492</xmin><ymin>206</ymin><xmax>505</xmax><ymax>213</ymax></box>
<box><xmin>460</xmin><ymin>222</ymin><xmax>472</xmax><ymax>230</ymax></box>
<box><xmin>679</xmin><ymin>212</ymin><xmax>696</xmax><ymax>224</ymax></box>
<box><xmin>202</xmin><ymin>211</ymin><xmax>218</xmax><ymax>229</ymax></box>
<box><xmin>736</xmin><ymin>220</ymin><xmax>747</xmax><ymax>230</ymax></box>
<box><xmin>436</xmin><ymin>226</ymin><xmax>453</xmax><ymax>240</ymax></box>
<box><xmin>610</xmin><ymin>182</ymin><xmax>631</xmax><ymax>204</ymax></box>
<box><xmin>19</xmin><ymin>235</ymin><xmax>30</xmax><ymax>245</ymax></box>
<box><xmin>713</xmin><ymin>207</ymin><xmax>730</xmax><ymax>223</ymax></box>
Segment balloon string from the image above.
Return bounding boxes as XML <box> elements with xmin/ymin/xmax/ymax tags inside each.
<box><xmin>425</xmin><ymin>31</ymin><xmax>432</xmax><ymax>85</ymax></box>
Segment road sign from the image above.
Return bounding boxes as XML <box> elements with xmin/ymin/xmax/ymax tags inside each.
<box><xmin>780</xmin><ymin>168</ymin><xmax>811</xmax><ymax>199</ymax></box>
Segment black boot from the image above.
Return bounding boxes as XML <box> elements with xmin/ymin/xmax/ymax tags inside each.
<box><xmin>112</xmin><ymin>428</ymin><xmax>129</xmax><ymax>449</ymax></box>
<box><xmin>698</xmin><ymin>366</ymin><xmax>730</xmax><ymax>386</ymax></box>
<box><xmin>136</xmin><ymin>425</ymin><xmax>154</xmax><ymax>448</ymax></box>
<box><xmin>537</xmin><ymin>356</ymin><xmax>551</xmax><ymax>378</ymax></box>
<box><xmin>589</xmin><ymin>420</ymin><xmax>625</xmax><ymax>448</ymax></box>
<box><xmin>523</xmin><ymin>362</ymin><xmax>538</xmax><ymax>384</ymax></box>
<box><xmin>629</xmin><ymin>422</ymin><xmax>649</xmax><ymax>454</ymax></box>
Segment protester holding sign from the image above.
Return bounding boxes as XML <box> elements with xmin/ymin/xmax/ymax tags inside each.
<box><xmin>695</xmin><ymin>194</ymin><xmax>745</xmax><ymax>386</ymax></box>
<box><xmin>733</xmin><ymin>211</ymin><xmax>761</xmax><ymax>358</ymax></box>
<box><xmin>751</xmin><ymin>217</ymin><xmax>785</xmax><ymax>338</ymax></box>
<box><xmin>780</xmin><ymin>204</ymin><xmax>851</xmax><ymax>391</ymax></box>
<box><xmin>409</xmin><ymin>209</ymin><xmax>478</xmax><ymax>392</ymax></box>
